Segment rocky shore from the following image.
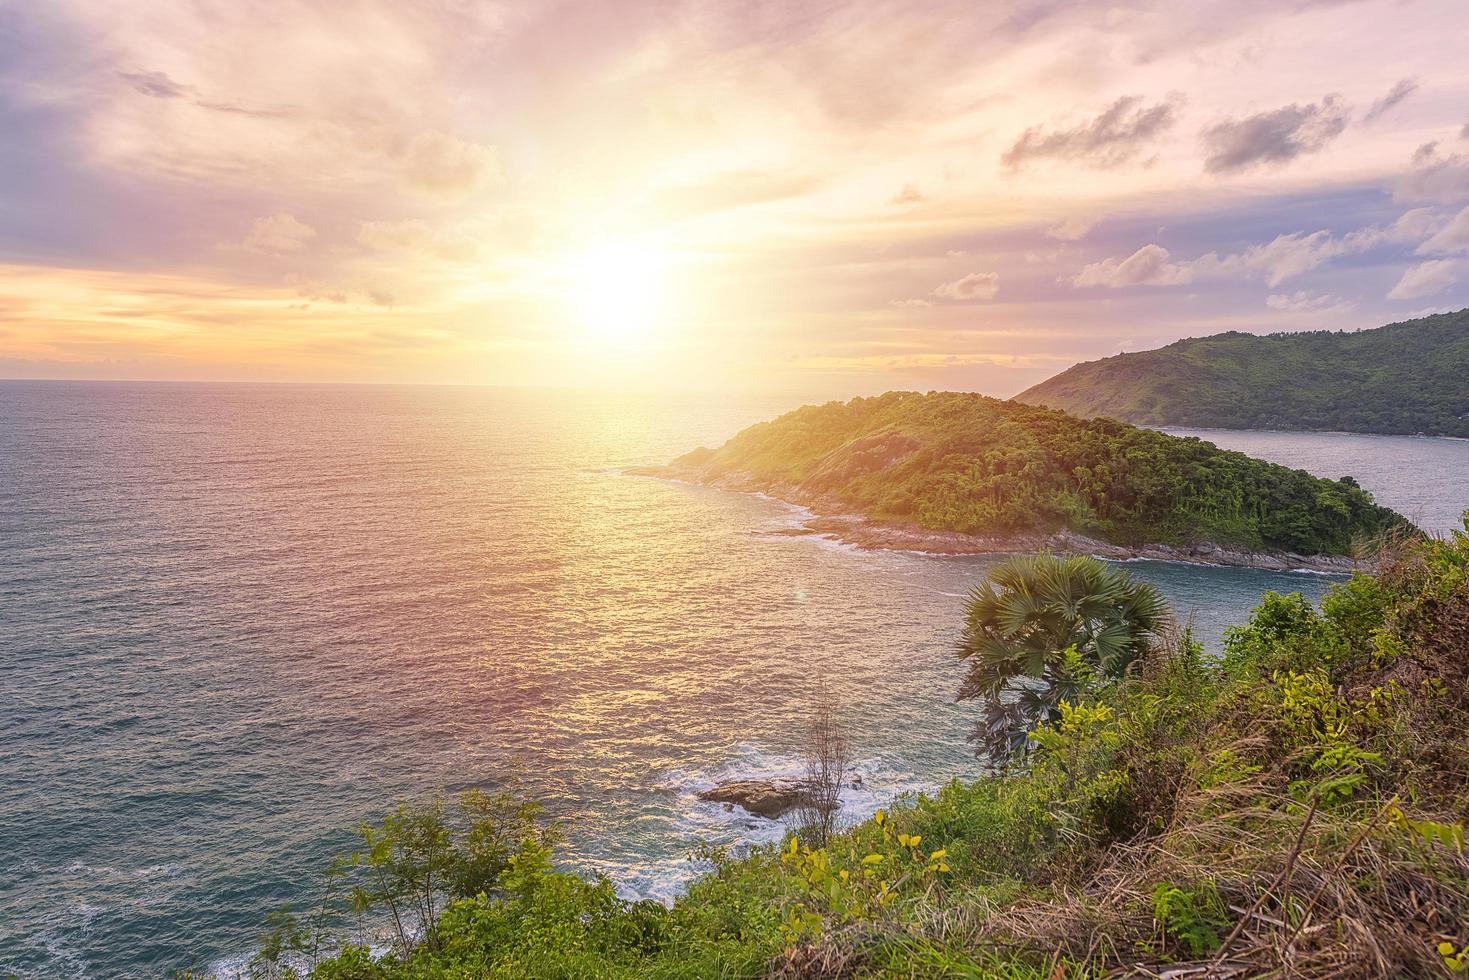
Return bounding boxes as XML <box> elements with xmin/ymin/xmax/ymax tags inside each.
<box><xmin>628</xmin><ymin>464</ymin><xmax>1361</xmax><ymax>574</ymax></box>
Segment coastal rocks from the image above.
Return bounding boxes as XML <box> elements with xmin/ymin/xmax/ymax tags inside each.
<box><xmin>698</xmin><ymin>778</ymin><xmax>821</xmax><ymax>820</ymax></box>
<box><xmin>781</xmin><ymin>514</ymin><xmax>1362</xmax><ymax>574</ymax></box>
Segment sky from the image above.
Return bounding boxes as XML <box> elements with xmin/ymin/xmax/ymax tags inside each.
<box><xmin>2</xmin><ymin>0</ymin><xmax>1469</xmax><ymax>397</ymax></box>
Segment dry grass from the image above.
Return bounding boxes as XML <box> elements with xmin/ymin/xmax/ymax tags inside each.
<box><xmin>954</xmin><ymin>779</ymin><xmax>1469</xmax><ymax>978</ymax></box>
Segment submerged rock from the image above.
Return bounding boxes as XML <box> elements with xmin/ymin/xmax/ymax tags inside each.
<box><xmin>698</xmin><ymin>778</ymin><xmax>820</xmax><ymax>820</ymax></box>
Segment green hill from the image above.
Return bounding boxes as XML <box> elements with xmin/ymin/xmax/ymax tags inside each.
<box><xmin>1015</xmin><ymin>309</ymin><xmax>1469</xmax><ymax>436</ymax></box>
<box><xmin>667</xmin><ymin>390</ymin><xmax>1408</xmax><ymax>557</ymax></box>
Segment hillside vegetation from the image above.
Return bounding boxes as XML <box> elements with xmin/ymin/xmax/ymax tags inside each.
<box><xmin>1016</xmin><ymin>309</ymin><xmax>1469</xmax><ymax>436</ymax></box>
<box><xmin>670</xmin><ymin>390</ymin><xmax>1408</xmax><ymax>557</ymax></box>
<box><xmin>239</xmin><ymin>524</ymin><xmax>1469</xmax><ymax>979</ymax></box>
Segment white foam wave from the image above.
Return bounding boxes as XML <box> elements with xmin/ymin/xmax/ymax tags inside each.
<box><xmin>595</xmin><ymin>743</ymin><xmax>939</xmax><ymax>904</ymax></box>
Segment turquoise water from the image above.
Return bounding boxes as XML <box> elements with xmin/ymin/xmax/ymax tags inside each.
<box><xmin>2</xmin><ymin>382</ymin><xmax>1464</xmax><ymax>978</ymax></box>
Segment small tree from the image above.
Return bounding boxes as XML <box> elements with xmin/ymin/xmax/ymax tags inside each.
<box><xmin>957</xmin><ymin>555</ymin><xmax>1168</xmax><ymax>761</ymax></box>
<box><xmin>249</xmin><ymin>789</ymin><xmax>555</xmax><ymax>967</ymax></box>
<box><xmin>796</xmin><ymin>683</ymin><xmax>849</xmax><ymax>847</ymax></box>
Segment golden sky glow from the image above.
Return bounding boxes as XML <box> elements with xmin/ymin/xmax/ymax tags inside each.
<box><xmin>3</xmin><ymin>0</ymin><xmax>1469</xmax><ymax>394</ymax></box>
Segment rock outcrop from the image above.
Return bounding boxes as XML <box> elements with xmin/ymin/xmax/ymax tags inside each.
<box><xmin>697</xmin><ymin>779</ymin><xmax>815</xmax><ymax>819</ymax></box>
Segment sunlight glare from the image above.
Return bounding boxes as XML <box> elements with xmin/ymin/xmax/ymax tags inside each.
<box><xmin>561</xmin><ymin>240</ymin><xmax>670</xmax><ymax>350</ymax></box>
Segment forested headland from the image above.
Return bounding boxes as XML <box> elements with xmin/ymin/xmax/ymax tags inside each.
<box><xmin>1016</xmin><ymin>309</ymin><xmax>1469</xmax><ymax>437</ymax></box>
<box><xmin>662</xmin><ymin>390</ymin><xmax>1409</xmax><ymax>559</ymax></box>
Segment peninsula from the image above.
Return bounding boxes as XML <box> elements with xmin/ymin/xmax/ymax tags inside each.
<box><xmin>646</xmin><ymin>390</ymin><xmax>1411</xmax><ymax>570</ymax></box>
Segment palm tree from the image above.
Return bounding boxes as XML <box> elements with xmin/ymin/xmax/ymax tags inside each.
<box><xmin>957</xmin><ymin>555</ymin><xmax>1169</xmax><ymax>761</ymax></box>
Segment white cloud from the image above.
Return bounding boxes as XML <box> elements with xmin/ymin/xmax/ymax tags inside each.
<box><xmin>889</xmin><ymin>297</ymin><xmax>932</xmax><ymax>307</ymax></box>
<box><xmin>933</xmin><ymin>271</ymin><xmax>998</xmax><ymax>300</ymax></box>
<box><xmin>1417</xmin><ymin>204</ymin><xmax>1469</xmax><ymax>254</ymax></box>
<box><xmin>1381</xmin><ymin>207</ymin><xmax>1442</xmax><ymax>244</ymax></box>
<box><xmin>239</xmin><ymin>213</ymin><xmax>316</xmax><ymax>254</ymax></box>
<box><xmin>1266</xmin><ymin>290</ymin><xmax>1354</xmax><ymax>314</ymax></box>
<box><xmin>1046</xmin><ymin>215</ymin><xmax>1096</xmax><ymax>241</ymax></box>
<box><xmin>1071</xmin><ymin>244</ymin><xmax>1193</xmax><ymax>287</ymax></box>
<box><xmin>1387</xmin><ymin>259</ymin><xmax>1464</xmax><ymax>300</ymax></box>
<box><xmin>1238</xmin><ymin>231</ymin><xmax>1346</xmax><ymax>286</ymax></box>
<box><xmin>1072</xmin><ymin>210</ymin><xmax>1445</xmax><ymax>291</ymax></box>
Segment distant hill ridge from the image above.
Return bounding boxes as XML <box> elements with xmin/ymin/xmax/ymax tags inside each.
<box><xmin>1016</xmin><ymin>309</ymin><xmax>1469</xmax><ymax>437</ymax></box>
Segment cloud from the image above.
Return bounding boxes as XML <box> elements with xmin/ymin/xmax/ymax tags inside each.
<box><xmin>357</xmin><ymin>219</ymin><xmax>480</xmax><ymax>262</ymax></box>
<box><xmin>400</xmin><ymin>131</ymin><xmax>499</xmax><ymax>197</ymax></box>
<box><xmin>1001</xmin><ymin>96</ymin><xmax>1179</xmax><ymax>170</ymax></box>
<box><xmin>1071</xmin><ymin>244</ymin><xmax>1192</xmax><ymax>287</ymax></box>
<box><xmin>1239</xmin><ymin>230</ymin><xmax>1348</xmax><ymax>285</ymax></box>
<box><xmin>1266</xmin><ymin>290</ymin><xmax>1354</xmax><ymax>314</ymax></box>
<box><xmin>655</xmin><ymin>170</ymin><xmax>822</xmax><ymax>218</ymax></box>
<box><xmin>933</xmin><ymin>271</ymin><xmax>999</xmax><ymax>300</ymax></box>
<box><xmin>284</xmin><ymin>274</ymin><xmax>393</xmax><ymax>307</ymax></box>
<box><xmin>889</xmin><ymin>298</ymin><xmax>933</xmax><ymax>308</ymax></box>
<box><xmin>194</xmin><ymin>99</ymin><xmax>291</xmax><ymax>119</ymax></box>
<box><xmin>1462</xmin><ymin>121</ymin><xmax>1469</xmax><ymax>141</ymax></box>
<box><xmin>1387</xmin><ymin>259</ymin><xmax>1464</xmax><ymax>299</ymax></box>
<box><xmin>1045</xmin><ymin>216</ymin><xmax>1096</xmax><ymax>241</ymax></box>
<box><xmin>1071</xmin><ymin>212</ymin><xmax>1432</xmax><ymax>291</ymax></box>
<box><xmin>117</xmin><ymin>68</ymin><xmax>288</xmax><ymax>117</ymax></box>
<box><xmin>239</xmin><ymin>213</ymin><xmax>316</xmax><ymax>255</ymax></box>
<box><xmin>890</xmin><ymin>183</ymin><xmax>926</xmax><ymax>205</ymax></box>
<box><xmin>1362</xmin><ymin>78</ymin><xmax>1418</xmax><ymax>124</ymax></box>
<box><xmin>358</xmin><ymin>219</ymin><xmax>432</xmax><ymax>251</ymax></box>
<box><xmin>1382</xmin><ymin>207</ymin><xmax>1443</xmax><ymax>244</ymax></box>
<box><xmin>118</xmin><ymin>69</ymin><xmax>194</xmax><ymax>99</ymax></box>
<box><xmin>284</xmin><ymin>273</ymin><xmax>348</xmax><ymax>304</ymax></box>
<box><xmin>1396</xmin><ymin>144</ymin><xmax>1469</xmax><ymax>204</ymax></box>
<box><xmin>1418</xmin><ymin>204</ymin><xmax>1469</xmax><ymax>254</ymax></box>
<box><xmin>1202</xmin><ymin>95</ymin><xmax>1348</xmax><ymax>174</ymax></box>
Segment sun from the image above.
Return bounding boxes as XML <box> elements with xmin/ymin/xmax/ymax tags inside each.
<box><xmin>559</xmin><ymin>240</ymin><xmax>671</xmax><ymax>350</ymax></box>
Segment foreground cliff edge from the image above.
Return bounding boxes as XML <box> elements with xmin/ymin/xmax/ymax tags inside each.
<box><xmin>636</xmin><ymin>390</ymin><xmax>1413</xmax><ymax>572</ymax></box>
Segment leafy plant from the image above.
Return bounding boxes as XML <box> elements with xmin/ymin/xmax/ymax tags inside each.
<box><xmin>957</xmin><ymin>555</ymin><xmax>1168</xmax><ymax>759</ymax></box>
<box><xmin>1151</xmin><ymin>881</ymin><xmax>1227</xmax><ymax>958</ymax></box>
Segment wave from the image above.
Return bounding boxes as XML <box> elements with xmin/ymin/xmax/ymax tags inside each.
<box><xmin>593</xmin><ymin>743</ymin><xmax>941</xmax><ymax>905</ymax></box>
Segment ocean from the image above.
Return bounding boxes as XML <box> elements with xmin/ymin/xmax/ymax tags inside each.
<box><xmin>2</xmin><ymin>382</ymin><xmax>1465</xmax><ymax>977</ymax></box>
